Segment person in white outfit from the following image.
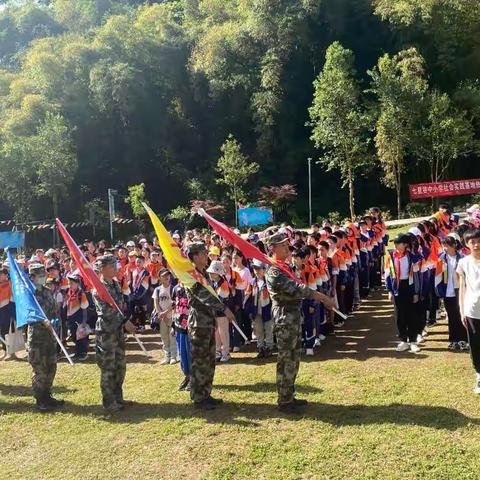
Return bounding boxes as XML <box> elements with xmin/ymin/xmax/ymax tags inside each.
<box><xmin>153</xmin><ymin>269</ymin><xmax>177</xmax><ymax>365</ymax></box>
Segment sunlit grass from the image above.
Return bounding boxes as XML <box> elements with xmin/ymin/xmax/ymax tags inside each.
<box><xmin>1</xmin><ymin>291</ymin><xmax>480</xmax><ymax>480</ymax></box>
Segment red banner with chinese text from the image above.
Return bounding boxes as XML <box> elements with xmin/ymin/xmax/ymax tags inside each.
<box><xmin>409</xmin><ymin>179</ymin><xmax>480</xmax><ymax>200</ymax></box>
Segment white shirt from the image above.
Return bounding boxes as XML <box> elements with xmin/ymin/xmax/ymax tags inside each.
<box><xmin>399</xmin><ymin>256</ymin><xmax>409</xmax><ymax>280</ymax></box>
<box><xmin>446</xmin><ymin>254</ymin><xmax>459</xmax><ymax>297</ymax></box>
<box><xmin>457</xmin><ymin>256</ymin><xmax>480</xmax><ymax>319</ymax></box>
<box><xmin>153</xmin><ymin>284</ymin><xmax>173</xmax><ymax>314</ymax></box>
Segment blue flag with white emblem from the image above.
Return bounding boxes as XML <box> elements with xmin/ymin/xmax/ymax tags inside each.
<box><xmin>6</xmin><ymin>249</ymin><xmax>47</xmax><ymax>328</ymax></box>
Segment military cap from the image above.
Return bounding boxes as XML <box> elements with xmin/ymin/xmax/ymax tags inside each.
<box><xmin>267</xmin><ymin>232</ymin><xmax>289</xmax><ymax>247</ymax></box>
<box><xmin>96</xmin><ymin>254</ymin><xmax>117</xmax><ymax>267</ymax></box>
<box><xmin>187</xmin><ymin>242</ymin><xmax>207</xmax><ymax>256</ymax></box>
<box><xmin>29</xmin><ymin>263</ymin><xmax>46</xmax><ymax>276</ymax></box>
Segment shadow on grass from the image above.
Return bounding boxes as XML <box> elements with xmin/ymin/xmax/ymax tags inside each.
<box><xmin>215</xmin><ymin>382</ymin><xmax>322</xmax><ymax>394</ymax></box>
<box><xmin>1</xmin><ymin>399</ymin><xmax>476</xmax><ymax>431</ymax></box>
<box><xmin>0</xmin><ymin>384</ymin><xmax>77</xmax><ymax>397</ymax></box>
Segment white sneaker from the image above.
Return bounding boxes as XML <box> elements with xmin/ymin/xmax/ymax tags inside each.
<box><xmin>459</xmin><ymin>341</ymin><xmax>470</xmax><ymax>351</ymax></box>
<box><xmin>396</xmin><ymin>342</ymin><xmax>410</xmax><ymax>352</ymax></box>
<box><xmin>306</xmin><ymin>348</ymin><xmax>314</xmax><ymax>356</ymax></box>
<box><xmin>416</xmin><ymin>334</ymin><xmax>424</xmax><ymax>344</ymax></box>
<box><xmin>421</xmin><ymin>330</ymin><xmax>428</xmax><ymax>338</ymax></box>
<box><xmin>318</xmin><ymin>334</ymin><xmax>327</xmax><ymax>341</ymax></box>
<box><xmin>220</xmin><ymin>354</ymin><xmax>231</xmax><ymax>363</ymax></box>
<box><xmin>474</xmin><ymin>378</ymin><xmax>480</xmax><ymax>394</ymax></box>
<box><xmin>410</xmin><ymin>343</ymin><xmax>421</xmax><ymax>353</ymax></box>
<box><xmin>232</xmin><ymin>346</ymin><xmax>240</xmax><ymax>353</ymax></box>
<box><xmin>160</xmin><ymin>358</ymin><xmax>170</xmax><ymax>365</ymax></box>
<box><xmin>314</xmin><ymin>338</ymin><xmax>321</xmax><ymax>347</ymax></box>
<box><xmin>169</xmin><ymin>358</ymin><xmax>177</xmax><ymax>365</ymax></box>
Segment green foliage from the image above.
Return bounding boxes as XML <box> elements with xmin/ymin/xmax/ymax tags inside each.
<box><xmin>216</xmin><ymin>133</ymin><xmax>259</xmax><ymax>207</ymax></box>
<box><xmin>126</xmin><ymin>183</ymin><xmax>147</xmax><ymax>220</ymax></box>
<box><xmin>309</xmin><ymin>42</ymin><xmax>371</xmax><ymax>217</ymax></box>
<box><xmin>416</xmin><ymin>90</ymin><xmax>476</xmax><ymax>183</ymax></box>
<box><xmin>369</xmin><ymin>48</ymin><xmax>429</xmax><ymax>216</ymax></box>
<box><xmin>31</xmin><ymin>112</ymin><xmax>77</xmax><ymax>217</ymax></box>
<box><xmin>0</xmin><ymin>0</ymin><xmax>479</xmax><ymax>226</ymax></box>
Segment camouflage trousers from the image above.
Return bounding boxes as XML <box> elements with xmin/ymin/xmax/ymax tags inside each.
<box><xmin>95</xmin><ymin>329</ymin><xmax>126</xmax><ymax>407</ymax></box>
<box><xmin>272</xmin><ymin>306</ymin><xmax>302</xmax><ymax>405</ymax></box>
<box><xmin>189</xmin><ymin>326</ymin><xmax>216</xmax><ymax>403</ymax></box>
<box><xmin>27</xmin><ymin>324</ymin><xmax>57</xmax><ymax>401</ymax></box>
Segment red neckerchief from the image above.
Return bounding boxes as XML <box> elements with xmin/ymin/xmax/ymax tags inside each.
<box><xmin>393</xmin><ymin>250</ymin><xmax>406</xmax><ymax>287</ymax></box>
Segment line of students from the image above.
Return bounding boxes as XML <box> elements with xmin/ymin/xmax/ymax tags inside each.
<box><xmin>385</xmin><ymin>202</ymin><xmax>480</xmax><ymax>394</ymax></box>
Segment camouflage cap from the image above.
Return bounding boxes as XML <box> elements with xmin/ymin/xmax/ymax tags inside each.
<box><xmin>267</xmin><ymin>232</ymin><xmax>289</xmax><ymax>247</ymax></box>
<box><xmin>187</xmin><ymin>242</ymin><xmax>207</xmax><ymax>256</ymax></box>
<box><xmin>96</xmin><ymin>254</ymin><xmax>117</xmax><ymax>268</ymax></box>
<box><xmin>28</xmin><ymin>263</ymin><xmax>46</xmax><ymax>276</ymax></box>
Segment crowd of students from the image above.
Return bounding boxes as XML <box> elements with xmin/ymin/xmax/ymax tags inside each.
<box><xmin>1</xmin><ymin>203</ymin><xmax>480</xmax><ymax>394</ymax></box>
<box><xmin>386</xmin><ymin>203</ymin><xmax>480</xmax><ymax>392</ymax></box>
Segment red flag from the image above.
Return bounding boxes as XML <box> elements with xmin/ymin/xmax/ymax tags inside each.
<box><xmin>197</xmin><ymin>209</ymin><xmax>299</xmax><ymax>283</ymax></box>
<box><xmin>56</xmin><ymin>218</ymin><xmax>123</xmax><ymax>315</ymax></box>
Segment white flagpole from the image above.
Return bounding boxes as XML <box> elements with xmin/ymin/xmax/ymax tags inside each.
<box><xmin>50</xmin><ymin>327</ymin><xmax>74</xmax><ymax>366</ymax></box>
<box><xmin>132</xmin><ymin>333</ymin><xmax>150</xmax><ymax>357</ymax></box>
<box><xmin>333</xmin><ymin>308</ymin><xmax>348</xmax><ymax>321</ymax></box>
<box><xmin>231</xmin><ymin>320</ymin><xmax>249</xmax><ymax>343</ymax></box>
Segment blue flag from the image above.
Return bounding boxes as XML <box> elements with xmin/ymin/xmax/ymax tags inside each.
<box><xmin>6</xmin><ymin>249</ymin><xmax>47</xmax><ymax>328</ymax></box>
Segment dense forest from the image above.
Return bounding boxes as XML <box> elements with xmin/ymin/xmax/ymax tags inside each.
<box><xmin>1</xmin><ymin>0</ymin><xmax>480</xmax><ymax>229</ymax></box>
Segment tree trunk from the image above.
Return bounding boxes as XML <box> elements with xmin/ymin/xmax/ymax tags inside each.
<box><xmin>396</xmin><ymin>180</ymin><xmax>402</xmax><ymax>219</ymax></box>
<box><xmin>348</xmin><ymin>169</ymin><xmax>355</xmax><ymax>220</ymax></box>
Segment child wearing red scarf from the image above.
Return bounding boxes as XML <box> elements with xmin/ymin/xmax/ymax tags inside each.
<box><xmin>385</xmin><ymin>234</ymin><xmax>421</xmax><ymax>353</ymax></box>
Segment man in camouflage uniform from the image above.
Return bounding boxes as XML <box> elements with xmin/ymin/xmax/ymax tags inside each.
<box><xmin>266</xmin><ymin>233</ymin><xmax>335</xmax><ymax>414</ymax></box>
<box><xmin>28</xmin><ymin>263</ymin><xmax>64</xmax><ymax>412</ymax></box>
<box><xmin>186</xmin><ymin>243</ymin><xmax>235</xmax><ymax>410</ymax></box>
<box><xmin>92</xmin><ymin>254</ymin><xmax>136</xmax><ymax>412</ymax></box>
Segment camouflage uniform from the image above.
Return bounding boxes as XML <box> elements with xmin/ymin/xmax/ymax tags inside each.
<box><xmin>266</xmin><ymin>236</ymin><xmax>316</xmax><ymax>406</ymax></box>
<box><xmin>92</xmin><ymin>272</ymin><xmax>127</xmax><ymax>408</ymax></box>
<box><xmin>27</xmin><ymin>271</ymin><xmax>59</xmax><ymax>403</ymax></box>
<box><xmin>186</xmin><ymin>256</ymin><xmax>226</xmax><ymax>403</ymax></box>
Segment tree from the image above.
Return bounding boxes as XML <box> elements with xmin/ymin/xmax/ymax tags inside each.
<box><xmin>416</xmin><ymin>90</ymin><xmax>476</xmax><ymax>187</ymax></box>
<box><xmin>258</xmin><ymin>184</ymin><xmax>297</xmax><ymax>220</ymax></box>
<box><xmin>126</xmin><ymin>182</ymin><xmax>148</xmax><ymax>229</ymax></box>
<box><xmin>30</xmin><ymin>112</ymin><xmax>77</xmax><ymax>219</ymax></box>
<box><xmin>308</xmin><ymin>42</ymin><xmax>370</xmax><ymax>218</ymax></box>
<box><xmin>369</xmin><ymin>48</ymin><xmax>428</xmax><ymax>217</ymax></box>
<box><xmin>216</xmin><ymin>134</ymin><xmax>259</xmax><ymax>226</ymax></box>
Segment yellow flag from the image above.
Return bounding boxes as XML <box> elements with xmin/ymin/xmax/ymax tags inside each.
<box><xmin>142</xmin><ymin>203</ymin><xmax>218</xmax><ymax>296</ymax></box>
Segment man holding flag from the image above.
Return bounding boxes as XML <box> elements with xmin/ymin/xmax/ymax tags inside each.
<box><xmin>186</xmin><ymin>242</ymin><xmax>236</xmax><ymax>410</ymax></box>
<box><xmin>27</xmin><ymin>263</ymin><xmax>64</xmax><ymax>412</ymax></box>
<box><xmin>266</xmin><ymin>233</ymin><xmax>335</xmax><ymax>414</ymax></box>
<box><xmin>92</xmin><ymin>254</ymin><xmax>136</xmax><ymax>412</ymax></box>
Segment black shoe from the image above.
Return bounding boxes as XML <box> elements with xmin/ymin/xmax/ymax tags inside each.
<box><xmin>36</xmin><ymin>399</ymin><xmax>55</xmax><ymax>412</ymax></box>
<box><xmin>206</xmin><ymin>396</ymin><xmax>224</xmax><ymax>406</ymax></box>
<box><xmin>194</xmin><ymin>399</ymin><xmax>216</xmax><ymax>410</ymax></box>
<box><xmin>256</xmin><ymin>348</ymin><xmax>265</xmax><ymax>359</ymax></box>
<box><xmin>46</xmin><ymin>396</ymin><xmax>65</xmax><ymax>407</ymax></box>
<box><xmin>292</xmin><ymin>398</ymin><xmax>308</xmax><ymax>406</ymax></box>
<box><xmin>178</xmin><ymin>377</ymin><xmax>190</xmax><ymax>391</ymax></box>
<box><xmin>104</xmin><ymin>401</ymin><xmax>125</xmax><ymax>413</ymax></box>
<box><xmin>263</xmin><ymin>347</ymin><xmax>272</xmax><ymax>358</ymax></box>
<box><xmin>278</xmin><ymin>402</ymin><xmax>301</xmax><ymax>414</ymax></box>
<box><xmin>117</xmin><ymin>399</ymin><xmax>135</xmax><ymax>406</ymax></box>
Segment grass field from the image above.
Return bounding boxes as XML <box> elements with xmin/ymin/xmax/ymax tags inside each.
<box><xmin>2</xmin><ymin>290</ymin><xmax>480</xmax><ymax>480</ymax></box>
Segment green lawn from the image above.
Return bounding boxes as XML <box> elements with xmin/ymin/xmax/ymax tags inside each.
<box><xmin>1</xmin><ymin>291</ymin><xmax>480</xmax><ymax>480</ymax></box>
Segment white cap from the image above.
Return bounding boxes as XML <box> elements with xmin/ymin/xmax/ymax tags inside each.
<box><xmin>252</xmin><ymin>259</ymin><xmax>266</xmax><ymax>269</ymax></box>
<box><xmin>408</xmin><ymin>227</ymin><xmax>422</xmax><ymax>237</ymax></box>
<box><xmin>126</xmin><ymin>240</ymin><xmax>135</xmax><ymax>247</ymax></box>
<box><xmin>139</xmin><ymin>238</ymin><xmax>147</xmax><ymax>244</ymax></box>
<box><xmin>206</xmin><ymin>260</ymin><xmax>224</xmax><ymax>276</ymax></box>
<box><xmin>172</xmin><ymin>233</ymin><xmax>180</xmax><ymax>240</ymax></box>
<box><xmin>467</xmin><ymin>204</ymin><xmax>480</xmax><ymax>214</ymax></box>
